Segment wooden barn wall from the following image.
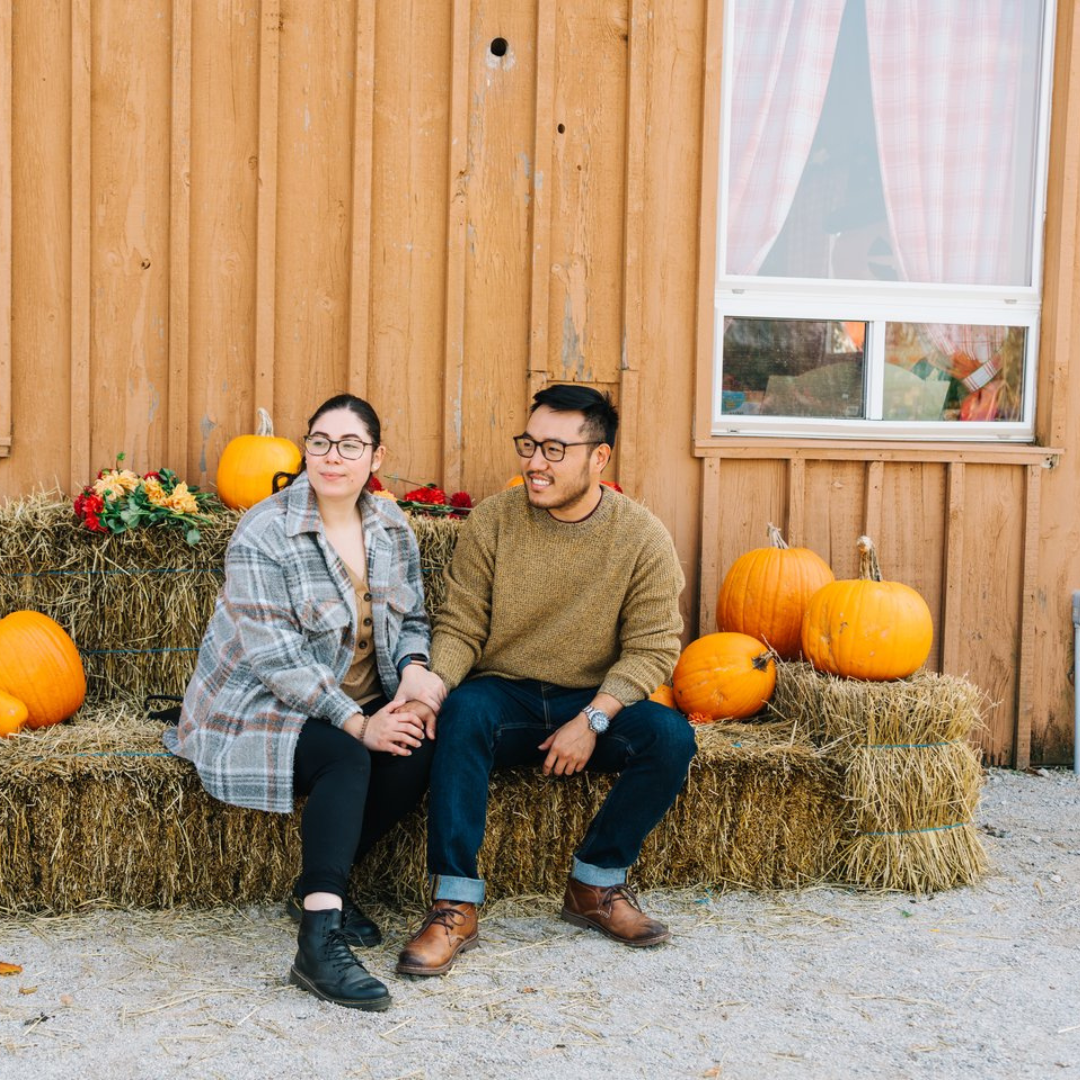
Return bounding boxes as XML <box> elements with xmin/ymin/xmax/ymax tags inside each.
<box><xmin>2</xmin><ymin>0</ymin><xmax>1080</xmax><ymax>766</ymax></box>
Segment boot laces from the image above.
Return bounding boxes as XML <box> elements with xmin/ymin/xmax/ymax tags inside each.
<box><xmin>421</xmin><ymin>903</ymin><xmax>470</xmax><ymax>933</ymax></box>
<box><xmin>323</xmin><ymin>926</ymin><xmax>365</xmax><ymax>974</ymax></box>
<box><xmin>599</xmin><ymin>884</ymin><xmax>643</xmax><ymax>913</ymax></box>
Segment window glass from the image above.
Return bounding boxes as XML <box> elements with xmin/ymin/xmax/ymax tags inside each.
<box><xmin>714</xmin><ymin>0</ymin><xmax>1052</xmax><ymax>439</ymax></box>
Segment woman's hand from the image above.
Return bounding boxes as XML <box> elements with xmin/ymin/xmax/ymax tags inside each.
<box><xmin>344</xmin><ymin>700</ymin><xmax>425</xmax><ymax>756</ymax></box>
<box><xmin>395</xmin><ymin>662</ymin><xmax>447</xmax><ymax>714</ymax></box>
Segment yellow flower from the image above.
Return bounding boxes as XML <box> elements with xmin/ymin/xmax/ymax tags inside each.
<box><xmin>161</xmin><ymin>482</ymin><xmax>198</xmax><ymax>515</ymax></box>
<box><xmin>93</xmin><ymin>469</ymin><xmax>141</xmax><ymax>501</ymax></box>
<box><xmin>372</xmin><ymin>489</ymin><xmax>397</xmax><ymax>500</ymax></box>
<box><xmin>143</xmin><ymin>477</ymin><xmax>167</xmax><ymax>505</ymax></box>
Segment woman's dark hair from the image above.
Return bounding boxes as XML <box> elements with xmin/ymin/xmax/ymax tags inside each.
<box><xmin>530</xmin><ymin>384</ymin><xmax>619</xmax><ymax>448</ymax></box>
<box><xmin>273</xmin><ymin>393</ymin><xmax>382</xmax><ymax>492</ymax></box>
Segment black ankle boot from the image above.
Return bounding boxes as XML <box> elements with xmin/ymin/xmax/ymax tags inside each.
<box><xmin>289</xmin><ymin>908</ymin><xmax>391</xmax><ymax>1011</ymax></box>
<box><xmin>287</xmin><ymin>888</ymin><xmax>383</xmax><ymax>947</ymax></box>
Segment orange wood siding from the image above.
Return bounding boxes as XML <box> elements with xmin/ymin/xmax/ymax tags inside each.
<box><xmin>2</xmin><ymin>0</ymin><xmax>1079</xmax><ymax>766</ymax></box>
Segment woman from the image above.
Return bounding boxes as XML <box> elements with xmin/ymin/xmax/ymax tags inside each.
<box><xmin>165</xmin><ymin>394</ymin><xmax>446</xmax><ymax>1011</ymax></box>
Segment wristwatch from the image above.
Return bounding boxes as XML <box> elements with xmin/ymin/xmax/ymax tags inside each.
<box><xmin>582</xmin><ymin>704</ymin><xmax>611</xmax><ymax>735</ymax></box>
<box><xmin>396</xmin><ymin>653</ymin><xmax>429</xmax><ymax>676</ymax></box>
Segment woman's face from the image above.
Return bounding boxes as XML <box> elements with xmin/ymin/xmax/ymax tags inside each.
<box><xmin>304</xmin><ymin>407</ymin><xmax>385</xmax><ymax>506</ymax></box>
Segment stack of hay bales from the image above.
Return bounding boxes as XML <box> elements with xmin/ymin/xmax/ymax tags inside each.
<box><xmin>0</xmin><ymin>494</ymin><xmax>851</xmax><ymax>911</ymax></box>
<box><xmin>771</xmin><ymin>662</ymin><xmax>988</xmax><ymax>894</ymax></box>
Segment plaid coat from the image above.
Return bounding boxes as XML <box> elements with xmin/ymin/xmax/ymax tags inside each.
<box><xmin>163</xmin><ymin>473</ymin><xmax>430</xmax><ymax>813</ymax></box>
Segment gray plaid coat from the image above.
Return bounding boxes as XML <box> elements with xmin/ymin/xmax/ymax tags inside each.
<box><xmin>163</xmin><ymin>472</ymin><xmax>430</xmax><ymax>812</ymax></box>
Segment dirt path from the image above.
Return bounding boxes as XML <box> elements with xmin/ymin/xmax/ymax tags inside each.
<box><xmin>1</xmin><ymin>766</ymin><xmax>1078</xmax><ymax>1080</ymax></box>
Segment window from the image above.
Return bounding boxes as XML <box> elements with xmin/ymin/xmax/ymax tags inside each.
<box><xmin>712</xmin><ymin>0</ymin><xmax>1055</xmax><ymax>440</ymax></box>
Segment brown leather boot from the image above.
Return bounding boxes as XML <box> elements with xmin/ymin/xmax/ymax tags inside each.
<box><xmin>560</xmin><ymin>878</ymin><xmax>671</xmax><ymax>947</ymax></box>
<box><xmin>395</xmin><ymin>900</ymin><xmax>479</xmax><ymax>976</ymax></box>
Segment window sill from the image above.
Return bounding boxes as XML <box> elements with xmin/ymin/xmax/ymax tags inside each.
<box><xmin>693</xmin><ymin>436</ymin><xmax>1061</xmax><ymax>468</ymax></box>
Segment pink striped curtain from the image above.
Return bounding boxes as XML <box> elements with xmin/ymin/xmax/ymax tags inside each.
<box><xmin>865</xmin><ymin>0</ymin><xmax>1025</xmax><ymax>289</ymax></box>
<box><xmin>726</xmin><ymin>1</ymin><xmax>846</xmax><ymax>276</ymax></box>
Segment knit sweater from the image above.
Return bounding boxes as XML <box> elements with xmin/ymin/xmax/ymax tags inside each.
<box><xmin>431</xmin><ymin>486</ymin><xmax>684</xmax><ymax>705</ymax></box>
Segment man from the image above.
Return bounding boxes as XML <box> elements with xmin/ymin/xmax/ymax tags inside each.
<box><xmin>396</xmin><ymin>384</ymin><xmax>695</xmax><ymax>977</ymax></box>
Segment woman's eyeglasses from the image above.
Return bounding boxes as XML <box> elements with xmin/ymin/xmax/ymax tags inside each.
<box><xmin>303</xmin><ymin>435</ymin><xmax>372</xmax><ymax>460</ymax></box>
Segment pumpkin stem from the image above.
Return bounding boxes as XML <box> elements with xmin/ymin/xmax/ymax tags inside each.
<box><xmin>766</xmin><ymin>522</ymin><xmax>789</xmax><ymax>550</ymax></box>
<box><xmin>751</xmin><ymin>650</ymin><xmax>773</xmax><ymax>671</ymax></box>
<box><xmin>255</xmin><ymin>407</ymin><xmax>275</xmax><ymax>438</ymax></box>
<box><xmin>856</xmin><ymin>535</ymin><xmax>883</xmax><ymax>582</ymax></box>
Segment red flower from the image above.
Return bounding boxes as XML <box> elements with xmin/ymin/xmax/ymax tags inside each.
<box><xmin>600</xmin><ymin>479</ymin><xmax>623</xmax><ymax>493</ymax></box>
<box><xmin>449</xmin><ymin>491</ymin><xmax>473</xmax><ymax>509</ymax></box>
<box><xmin>404</xmin><ymin>486</ymin><xmax>447</xmax><ymax>505</ymax></box>
<box><xmin>143</xmin><ymin>471</ymin><xmax>161</xmax><ymax>481</ymax></box>
<box><xmin>367</xmin><ymin>474</ymin><xmax>384</xmax><ymax>492</ymax></box>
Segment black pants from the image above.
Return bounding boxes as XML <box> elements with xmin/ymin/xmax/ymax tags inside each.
<box><xmin>292</xmin><ymin>697</ymin><xmax>434</xmax><ymax>899</ymax></box>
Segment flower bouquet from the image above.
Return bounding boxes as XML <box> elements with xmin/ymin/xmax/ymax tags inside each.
<box><xmin>368</xmin><ymin>475</ymin><xmax>473</xmax><ymax>518</ymax></box>
<box><xmin>73</xmin><ymin>455</ymin><xmax>222</xmax><ymax>546</ymax></box>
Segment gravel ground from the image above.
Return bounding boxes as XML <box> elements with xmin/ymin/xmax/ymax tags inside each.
<box><xmin>1</xmin><ymin>766</ymin><xmax>1078</xmax><ymax>1080</ymax></box>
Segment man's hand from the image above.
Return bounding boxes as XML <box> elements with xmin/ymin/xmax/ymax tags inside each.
<box><xmin>395</xmin><ymin>663</ymin><xmax>447</xmax><ymax>715</ymax></box>
<box><xmin>539</xmin><ymin>713</ymin><xmax>597</xmax><ymax>776</ymax></box>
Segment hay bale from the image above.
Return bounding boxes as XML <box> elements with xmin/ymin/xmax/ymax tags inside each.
<box><xmin>770</xmin><ymin>662</ymin><xmax>989</xmax><ymax>893</ymax></box>
<box><xmin>0</xmin><ymin>702</ymin><xmax>845</xmax><ymax>913</ymax></box>
<box><xmin>0</xmin><ymin>492</ymin><xmax>458</xmax><ymax>704</ymax></box>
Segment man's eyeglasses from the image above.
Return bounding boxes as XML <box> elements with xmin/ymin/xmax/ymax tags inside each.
<box><xmin>303</xmin><ymin>435</ymin><xmax>372</xmax><ymax>460</ymax></box>
<box><xmin>513</xmin><ymin>434</ymin><xmax>600</xmax><ymax>463</ymax></box>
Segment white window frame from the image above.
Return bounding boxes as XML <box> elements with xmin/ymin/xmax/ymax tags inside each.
<box><xmin>711</xmin><ymin>0</ymin><xmax>1058</xmax><ymax>443</ymax></box>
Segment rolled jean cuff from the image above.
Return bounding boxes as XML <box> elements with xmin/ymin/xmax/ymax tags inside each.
<box><xmin>431</xmin><ymin>873</ymin><xmax>485</xmax><ymax>905</ymax></box>
<box><xmin>572</xmin><ymin>856</ymin><xmax>628</xmax><ymax>888</ymax></box>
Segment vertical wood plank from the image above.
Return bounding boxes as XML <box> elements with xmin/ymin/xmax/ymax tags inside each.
<box><xmin>254</xmin><ymin>0</ymin><xmax>281</xmax><ymax>427</ymax></box>
<box><xmin>70</xmin><ymin>0</ymin><xmax>92</xmax><ymax>490</ymax></box>
<box><xmin>1014</xmin><ymin>464</ymin><xmax>1043</xmax><ymax>769</ymax></box>
<box><xmin>699</xmin><ymin>456</ymin><xmax>722</xmax><ymax>636</ymax></box>
<box><xmin>863</xmin><ymin>459</ymin><xmax>884</xmax><ymax>539</ymax></box>
<box><xmin>346</xmin><ymin>0</ymin><xmax>376</xmax><ymax>398</ymax></box>
<box><xmin>441</xmin><ymin>0</ymin><xmax>471</xmax><ymax>493</ymax></box>
<box><xmin>693</xmin><ymin>0</ymin><xmax>724</xmax><ymax>442</ymax></box>
<box><xmin>619</xmin><ymin>0</ymin><xmax>646</xmax><ymax>497</ymax></box>
<box><xmin>941</xmin><ymin>461</ymin><xmax>965</xmax><ymax>675</ymax></box>
<box><xmin>169</xmin><ymin>0</ymin><xmax>192</xmax><ymax>468</ymax></box>
<box><xmin>0</xmin><ymin>0</ymin><xmax>11</xmax><ymax>455</ymax></box>
<box><xmin>526</xmin><ymin>0</ymin><xmax>557</xmax><ymax>404</ymax></box>
<box><xmin>786</xmin><ymin>457</ymin><xmax>806</xmax><ymax>546</ymax></box>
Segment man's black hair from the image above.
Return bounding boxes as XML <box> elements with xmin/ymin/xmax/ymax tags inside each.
<box><xmin>530</xmin><ymin>384</ymin><xmax>619</xmax><ymax>448</ymax></box>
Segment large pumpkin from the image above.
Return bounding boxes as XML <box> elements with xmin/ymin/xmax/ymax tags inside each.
<box><xmin>800</xmin><ymin>535</ymin><xmax>933</xmax><ymax>681</ymax></box>
<box><xmin>0</xmin><ymin>612</ymin><xmax>87</xmax><ymax>728</ymax></box>
<box><xmin>672</xmin><ymin>632</ymin><xmax>776</xmax><ymax>722</ymax></box>
<box><xmin>717</xmin><ymin>523</ymin><xmax>834</xmax><ymax>660</ymax></box>
<box><xmin>216</xmin><ymin>407</ymin><xmax>302</xmax><ymax>510</ymax></box>
<box><xmin>0</xmin><ymin>690</ymin><xmax>29</xmax><ymax>737</ymax></box>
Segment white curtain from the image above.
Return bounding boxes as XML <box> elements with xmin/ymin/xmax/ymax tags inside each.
<box><xmin>725</xmin><ymin>0</ymin><xmax>847</xmax><ymax>275</ymax></box>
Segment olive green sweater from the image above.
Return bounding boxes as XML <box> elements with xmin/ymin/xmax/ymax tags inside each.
<box><xmin>431</xmin><ymin>486</ymin><xmax>684</xmax><ymax>704</ymax></box>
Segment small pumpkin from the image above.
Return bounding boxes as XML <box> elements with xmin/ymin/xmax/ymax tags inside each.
<box><xmin>216</xmin><ymin>407</ymin><xmax>303</xmax><ymax>510</ymax></box>
<box><xmin>672</xmin><ymin>632</ymin><xmax>776</xmax><ymax>722</ymax></box>
<box><xmin>800</xmin><ymin>535</ymin><xmax>933</xmax><ymax>681</ymax></box>
<box><xmin>0</xmin><ymin>612</ymin><xmax>87</xmax><ymax>728</ymax></box>
<box><xmin>0</xmin><ymin>690</ymin><xmax>29</xmax><ymax>737</ymax></box>
<box><xmin>717</xmin><ymin>523</ymin><xmax>834</xmax><ymax>660</ymax></box>
<box><xmin>649</xmin><ymin>683</ymin><xmax>678</xmax><ymax>709</ymax></box>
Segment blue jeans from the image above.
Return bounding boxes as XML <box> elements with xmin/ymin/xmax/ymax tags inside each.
<box><xmin>427</xmin><ymin>677</ymin><xmax>697</xmax><ymax>904</ymax></box>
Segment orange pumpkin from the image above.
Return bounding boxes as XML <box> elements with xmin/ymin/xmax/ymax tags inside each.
<box><xmin>0</xmin><ymin>612</ymin><xmax>87</xmax><ymax>729</ymax></box>
<box><xmin>0</xmin><ymin>690</ymin><xmax>28</xmax><ymax>737</ymax></box>
<box><xmin>717</xmin><ymin>523</ymin><xmax>834</xmax><ymax>660</ymax></box>
<box><xmin>800</xmin><ymin>535</ymin><xmax>933</xmax><ymax>681</ymax></box>
<box><xmin>672</xmin><ymin>632</ymin><xmax>776</xmax><ymax>722</ymax></box>
<box><xmin>216</xmin><ymin>408</ymin><xmax>303</xmax><ymax>510</ymax></box>
<box><xmin>649</xmin><ymin>684</ymin><xmax>678</xmax><ymax>709</ymax></box>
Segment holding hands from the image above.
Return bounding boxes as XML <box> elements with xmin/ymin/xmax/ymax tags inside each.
<box><xmin>344</xmin><ymin>700</ymin><xmax>426</xmax><ymax>756</ymax></box>
<box><xmin>394</xmin><ymin>662</ymin><xmax>446</xmax><ymax>737</ymax></box>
